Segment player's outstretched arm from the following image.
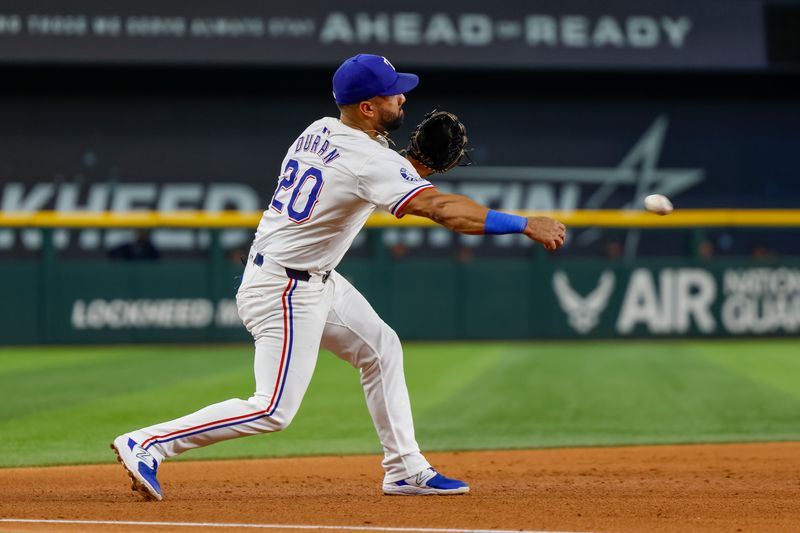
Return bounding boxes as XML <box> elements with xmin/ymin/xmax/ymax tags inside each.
<box><xmin>399</xmin><ymin>188</ymin><xmax>566</xmax><ymax>250</ymax></box>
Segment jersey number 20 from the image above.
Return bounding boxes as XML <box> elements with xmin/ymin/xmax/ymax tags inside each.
<box><xmin>270</xmin><ymin>159</ymin><xmax>324</xmax><ymax>223</ymax></box>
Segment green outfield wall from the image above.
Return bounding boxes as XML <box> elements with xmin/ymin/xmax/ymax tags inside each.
<box><xmin>2</xmin><ymin>233</ymin><xmax>798</xmax><ymax>344</ymax></box>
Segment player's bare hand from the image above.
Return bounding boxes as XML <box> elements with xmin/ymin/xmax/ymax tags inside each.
<box><xmin>523</xmin><ymin>216</ymin><xmax>566</xmax><ymax>251</ymax></box>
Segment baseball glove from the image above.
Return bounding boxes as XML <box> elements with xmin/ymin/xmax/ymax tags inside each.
<box><xmin>405</xmin><ymin>109</ymin><xmax>468</xmax><ymax>173</ymax></box>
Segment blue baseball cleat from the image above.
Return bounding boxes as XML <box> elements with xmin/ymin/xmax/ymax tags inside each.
<box><xmin>111</xmin><ymin>435</ymin><xmax>163</xmax><ymax>501</ymax></box>
<box><xmin>383</xmin><ymin>467</ymin><xmax>469</xmax><ymax>495</ymax></box>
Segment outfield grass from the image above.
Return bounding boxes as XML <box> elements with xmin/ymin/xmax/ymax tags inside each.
<box><xmin>1</xmin><ymin>340</ymin><xmax>799</xmax><ymax>467</ymax></box>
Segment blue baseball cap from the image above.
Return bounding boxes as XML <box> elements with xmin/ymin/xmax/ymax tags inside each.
<box><xmin>332</xmin><ymin>54</ymin><xmax>419</xmax><ymax>105</ymax></box>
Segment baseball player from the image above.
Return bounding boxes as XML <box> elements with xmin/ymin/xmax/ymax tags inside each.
<box><xmin>112</xmin><ymin>54</ymin><xmax>566</xmax><ymax>500</ymax></box>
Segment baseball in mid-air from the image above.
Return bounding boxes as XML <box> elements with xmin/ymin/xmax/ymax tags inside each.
<box><xmin>643</xmin><ymin>194</ymin><xmax>673</xmax><ymax>215</ymax></box>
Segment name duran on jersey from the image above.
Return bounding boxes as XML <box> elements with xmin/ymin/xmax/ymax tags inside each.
<box><xmin>293</xmin><ymin>127</ymin><xmax>341</xmax><ymax>166</ymax></box>
<box><xmin>251</xmin><ymin>117</ymin><xmax>434</xmax><ymax>274</ymax></box>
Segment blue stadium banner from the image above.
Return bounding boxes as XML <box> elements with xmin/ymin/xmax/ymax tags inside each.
<box><xmin>0</xmin><ymin>0</ymin><xmax>766</xmax><ymax>69</ymax></box>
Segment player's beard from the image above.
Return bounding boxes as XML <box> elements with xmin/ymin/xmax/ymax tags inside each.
<box><xmin>378</xmin><ymin>108</ymin><xmax>404</xmax><ymax>132</ymax></box>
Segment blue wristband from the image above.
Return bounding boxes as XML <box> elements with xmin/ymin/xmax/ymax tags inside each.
<box><xmin>484</xmin><ymin>210</ymin><xmax>527</xmax><ymax>235</ymax></box>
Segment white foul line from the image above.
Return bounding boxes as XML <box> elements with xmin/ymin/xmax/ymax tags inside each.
<box><xmin>0</xmin><ymin>518</ymin><xmax>589</xmax><ymax>533</ymax></box>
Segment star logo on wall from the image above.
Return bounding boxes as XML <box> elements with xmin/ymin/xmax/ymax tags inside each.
<box><xmin>447</xmin><ymin>114</ymin><xmax>705</xmax><ymax>255</ymax></box>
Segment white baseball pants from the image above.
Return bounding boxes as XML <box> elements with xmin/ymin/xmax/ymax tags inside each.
<box><xmin>131</xmin><ymin>257</ymin><xmax>430</xmax><ymax>483</ymax></box>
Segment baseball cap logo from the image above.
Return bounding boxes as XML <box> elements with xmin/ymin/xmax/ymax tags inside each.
<box><xmin>332</xmin><ymin>54</ymin><xmax>418</xmax><ymax>105</ymax></box>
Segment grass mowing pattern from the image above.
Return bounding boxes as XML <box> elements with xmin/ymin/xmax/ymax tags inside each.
<box><xmin>0</xmin><ymin>340</ymin><xmax>798</xmax><ymax>467</ymax></box>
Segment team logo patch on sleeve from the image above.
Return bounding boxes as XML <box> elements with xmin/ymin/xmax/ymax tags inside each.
<box><xmin>400</xmin><ymin>167</ymin><xmax>422</xmax><ymax>182</ymax></box>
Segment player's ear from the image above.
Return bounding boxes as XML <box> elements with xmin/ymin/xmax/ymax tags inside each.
<box><xmin>358</xmin><ymin>100</ymin><xmax>376</xmax><ymax>118</ymax></box>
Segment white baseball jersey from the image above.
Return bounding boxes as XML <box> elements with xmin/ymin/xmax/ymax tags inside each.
<box><xmin>252</xmin><ymin>117</ymin><xmax>434</xmax><ymax>273</ymax></box>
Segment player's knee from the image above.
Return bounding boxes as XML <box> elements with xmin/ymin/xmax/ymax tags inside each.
<box><xmin>269</xmin><ymin>412</ymin><xmax>294</xmax><ymax>431</ymax></box>
<box><xmin>248</xmin><ymin>395</ymin><xmax>296</xmax><ymax>432</ymax></box>
<box><xmin>381</xmin><ymin>326</ymin><xmax>402</xmax><ymax>358</ymax></box>
<box><xmin>361</xmin><ymin>325</ymin><xmax>402</xmax><ymax>371</ymax></box>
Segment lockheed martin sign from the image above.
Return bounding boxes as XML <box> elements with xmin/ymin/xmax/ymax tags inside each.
<box><xmin>0</xmin><ymin>0</ymin><xmax>765</xmax><ymax>69</ymax></box>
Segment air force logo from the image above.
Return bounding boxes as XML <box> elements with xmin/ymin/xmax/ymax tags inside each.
<box><xmin>553</xmin><ymin>270</ymin><xmax>616</xmax><ymax>334</ymax></box>
<box><xmin>400</xmin><ymin>167</ymin><xmax>422</xmax><ymax>182</ymax></box>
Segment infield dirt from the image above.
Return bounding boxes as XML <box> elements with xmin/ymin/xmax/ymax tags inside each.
<box><xmin>1</xmin><ymin>442</ymin><xmax>798</xmax><ymax>533</ymax></box>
